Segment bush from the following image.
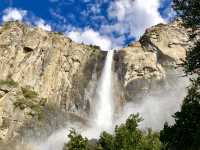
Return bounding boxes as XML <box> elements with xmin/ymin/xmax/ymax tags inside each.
<box><xmin>0</xmin><ymin>79</ymin><xmax>18</xmax><ymax>87</ymax></box>
<box><xmin>21</xmin><ymin>87</ymin><xmax>38</xmax><ymax>99</ymax></box>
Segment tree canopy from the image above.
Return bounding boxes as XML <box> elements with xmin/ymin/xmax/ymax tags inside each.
<box><xmin>64</xmin><ymin>114</ymin><xmax>163</xmax><ymax>150</ymax></box>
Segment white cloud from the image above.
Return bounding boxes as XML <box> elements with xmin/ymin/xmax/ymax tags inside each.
<box><xmin>35</xmin><ymin>19</ymin><xmax>52</xmax><ymax>31</ymax></box>
<box><xmin>66</xmin><ymin>29</ymin><xmax>112</xmax><ymax>51</ymax></box>
<box><xmin>101</xmin><ymin>0</ymin><xmax>165</xmax><ymax>39</ymax></box>
<box><xmin>160</xmin><ymin>2</ymin><xmax>177</xmax><ymax>22</ymax></box>
<box><xmin>2</xmin><ymin>7</ymin><xmax>52</xmax><ymax>32</ymax></box>
<box><xmin>2</xmin><ymin>8</ymin><xmax>27</xmax><ymax>22</ymax></box>
<box><xmin>65</xmin><ymin>0</ymin><xmax>167</xmax><ymax>50</ymax></box>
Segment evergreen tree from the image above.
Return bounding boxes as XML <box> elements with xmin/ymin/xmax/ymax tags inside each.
<box><xmin>160</xmin><ymin>77</ymin><xmax>200</xmax><ymax>149</ymax></box>
<box><xmin>99</xmin><ymin>114</ymin><xmax>163</xmax><ymax>150</ymax></box>
<box><xmin>64</xmin><ymin>114</ymin><xmax>163</xmax><ymax>150</ymax></box>
<box><xmin>160</xmin><ymin>0</ymin><xmax>200</xmax><ymax>149</ymax></box>
<box><xmin>173</xmin><ymin>0</ymin><xmax>200</xmax><ymax>28</ymax></box>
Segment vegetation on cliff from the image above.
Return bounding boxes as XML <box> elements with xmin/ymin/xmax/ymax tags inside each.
<box><xmin>160</xmin><ymin>0</ymin><xmax>200</xmax><ymax>149</ymax></box>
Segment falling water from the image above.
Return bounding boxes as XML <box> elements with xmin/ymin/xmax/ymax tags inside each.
<box><xmin>35</xmin><ymin>50</ymin><xmax>114</xmax><ymax>150</ymax></box>
<box><xmin>94</xmin><ymin>50</ymin><xmax>114</xmax><ymax>131</ymax></box>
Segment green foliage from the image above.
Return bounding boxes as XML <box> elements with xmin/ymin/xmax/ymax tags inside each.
<box><xmin>99</xmin><ymin>114</ymin><xmax>163</xmax><ymax>150</ymax></box>
<box><xmin>113</xmin><ymin>114</ymin><xmax>143</xmax><ymax>150</ymax></box>
<box><xmin>173</xmin><ymin>0</ymin><xmax>200</xmax><ymax>28</ymax></box>
<box><xmin>63</xmin><ymin>129</ymin><xmax>89</xmax><ymax>150</ymax></box>
<box><xmin>64</xmin><ymin>114</ymin><xmax>163</xmax><ymax>150</ymax></box>
<box><xmin>184</xmin><ymin>41</ymin><xmax>200</xmax><ymax>74</ymax></box>
<box><xmin>173</xmin><ymin>0</ymin><xmax>200</xmax><ymax>75</ymax></box>
<box><xmin>21</xmin><ymin>87</ymin><xmax>38</xmax><ymax>99</ymax></box>
<box><xmin>90</xmin><ymin>45</ymin><xmax>100</xmax><ymax>50</ymax></box>
<box><xmin>160</xmin><ymin>77</ymin><xmax>200</xmax><ymax>149</ymax></box>
<box><xmin>140</xmin><ymin>129</ymin><xmax>164</xmax><ymax>150</ymax></box>
<box><xmin>0</xmin><ymin>79</ymin><xmax>18</xmax><ymax>87</ymax></box>
<box><xmin>99</xmin><ymin>132</ymin><xmax>114</xmax><ymax>150</ymax></box>
<box><xmin>14</xmin><ymin>87</ymin><xmax>45</xmax><ymax>120</ymax></box>
<box><xmin>160</xmin><ymin>1</ymin><xmax>200</xmax><ymax>149</ymax></box>
<box><xmin>14</xmin><ymin>97</ymin><xmax>44</xmax><ymax>120</ymax></box>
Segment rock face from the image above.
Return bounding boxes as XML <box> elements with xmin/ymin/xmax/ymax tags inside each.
<box><xmin>114</xmin><ymin>21</ymin><xmax>190</xmax><ymax>101</ymax></box>
<box><xmin>0</xmin><ymin>80</ymin><xmax>46</xmax><ymax>141</ymax></box>
<box><xmin>0</xmin><ymin>21</ymin><xmax>105</xmax><ymax>143</ymax></box>
<box><xmin>0</xmin><ymin>20</ymin><xmax>195</xmax><ymax>145</ymax></box>
<box><xmin>0</xmin><ymin>21</ymin><xmax>104</xmax><ymax>116</ymax></box>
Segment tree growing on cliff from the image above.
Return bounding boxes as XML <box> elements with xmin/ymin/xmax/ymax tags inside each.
<box><xmin>173</xmin><ymin>0</ymin><xmax>200</xmax><ymax>28</ymax></box>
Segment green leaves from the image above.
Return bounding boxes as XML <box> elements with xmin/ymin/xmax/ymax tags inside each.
<box><xmin>63</xmin><ymin>129</ymin><xmax>89</xmax><ymax>150</ymax></box>
<box><xmin>113</xmin><ymin>114</ymin><xmax>143</xmax><ymax>150</ymax></box>
<box><xmin>65</xmin><ymin>114</ymin><xmax>163</xmax><ymax>150</ymax></box>
<box><xmin>160</xmin><ymin>1</ymin><xmax>200</xmax><ymax>149</ymax></box>
<box><xmin>160</xmin><ymin>77</ymin><xmax>200</xmax><ymax>149</ymax></box>
<box><xmin>173</xmin><ymin>0</ymin><xmax>200</xmax><ymax>28</ymax></box>
<box><xmin>99</xmin><ymin>132</ymin><xmax>114</xmax><ymax>150</ymax></box>
<box><xmin>184</xmin><ymin>42</ymin><xmax>200</xmax><ymax>74</ymax></box>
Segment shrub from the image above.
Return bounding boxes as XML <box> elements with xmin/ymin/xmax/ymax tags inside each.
<box><xmin>21</xmin><ymin>87</ymin><xmax>38</xmax><ymax>99</ymax></box>
<box><xmin>64</xmin><ymin>114</ymin><xmax>163</xmax><ymax>150</ymax></box>
<box><xmin>63</xmin><ymin>129</ymin><xmax>89</xmax><ymax>150</ymax></box>
<box><xmin>0</xmin><ymin>79</ymin><xmax>18</xmax><ymax>87</ymax></box>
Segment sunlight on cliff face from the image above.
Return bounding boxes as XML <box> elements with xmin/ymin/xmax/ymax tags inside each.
<box><xmin>33</xmin><ymin>51</ymin><xmax>115</xmax><ymax>150</ymax></box>
<box><xmin>31</xmin><ymin>54</ymin><xmax>189</xmax><ymax>150</ymax></box>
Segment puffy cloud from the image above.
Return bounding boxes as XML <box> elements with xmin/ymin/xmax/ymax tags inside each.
<box><xmin>65</xmin><ymin>0</ymin><xmax>168</xmax><ymax>50</ymax></box>
<box><xmin>0</xmin><ymin>1</ymin><xmax>172</xmax><ymax>50</ymax></box>
<box><xmin>1</xmin><ymin>7</ymin><xmax>52</xmax><ymax>32</ymax></box>
<box><xmin>104</xmin><ymin>0</ymin><xmax>165</xmax><ymax>39</ymax></box>
<box><xmin>35</xmin><ymin>19</ymin><xmax>52</xmax><ymax>31</ymax></box>
<box><xmin>66</xmin><ymin>29</ymin><xmax>112</xmax><ymax>51</ymax></box>
<box><xmin>2</xmin><ymin>8</ymin><xmax>27</xmax><ymax>22</ymax></box>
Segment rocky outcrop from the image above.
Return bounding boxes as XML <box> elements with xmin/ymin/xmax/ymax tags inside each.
<box><xmin>0</xmin><ymin>21</ymin><xmax>105</xmax><ymax>143</ymax></box>
<box><xmin>0</xmin><ymin>78</ymin><xmax>89</xmax><ymax>144</ymax></box>
<box><xmin>0</xmin><ymin>21</ymin><xmax>104</xmax><ymax>117</ymax></box>
<box><xmin>0</xmin><ymin>79</ymin><xmax>46</xmax><ymax>141</ymax></box>
<box><xmin>114</xmin><ymin>21</ymin><xmax>191</xmax><ymax>101</ymax></box>
<box><xmin>0</xmin><ymin>20</ymin><xmax>196</xmax><ymax>145</ymax></box>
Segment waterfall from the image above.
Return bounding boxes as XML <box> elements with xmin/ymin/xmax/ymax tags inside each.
<box><xmin>36</xmin><ymin>50</ymin><xmax>115</xmax><ymax>150</ymax></box>
<box><xmin>94</xmin><ymin>50</ymin><xmax>114</xmax><ymax>131</ymax></box>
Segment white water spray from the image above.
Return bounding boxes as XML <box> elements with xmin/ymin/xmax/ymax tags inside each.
<box><xmin>94</xmin><ymin>50</ymin><xmax>114</xmax><ymax>131</ymax></box>
<box><xmin>36</xmin><ymin>51</ymin><xmax>115</xmax><ymax>150</ymax></box>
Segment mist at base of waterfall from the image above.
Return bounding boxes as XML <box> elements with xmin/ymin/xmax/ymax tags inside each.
<box><xmin>115</xmin><ymin>70</ymin><xmax>190</xmax><ymax>131</ymax></box>
<box><xmin>29</xmin><ymin>59</ymin><xmax>189</xmax><ymax>150</ymax></box>
<box><xmin>29</xmin><ymin>51</ymin><xmax>115</xmax><ymax>150</ymax></box>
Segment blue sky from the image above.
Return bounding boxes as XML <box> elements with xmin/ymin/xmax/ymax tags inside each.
<box><xmin>0</xmin><ymin>0</ymin><xmax>175</xmax><ymax>50</ymax></box>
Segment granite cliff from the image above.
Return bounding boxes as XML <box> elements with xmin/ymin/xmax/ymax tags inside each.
<box><xmin>0</xmin><ymin>21</ymin><xmax>105</xmax><ymax>143</ymax></box>
<box><xmin>114</xmin><ymin>21</ymin><xmax>191</xmax><ymax>101</ymax></box>
<box><xmin>0</xmin><ymin>20</ymin><xmax>196</xmax><ymax>147</ymax></box>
